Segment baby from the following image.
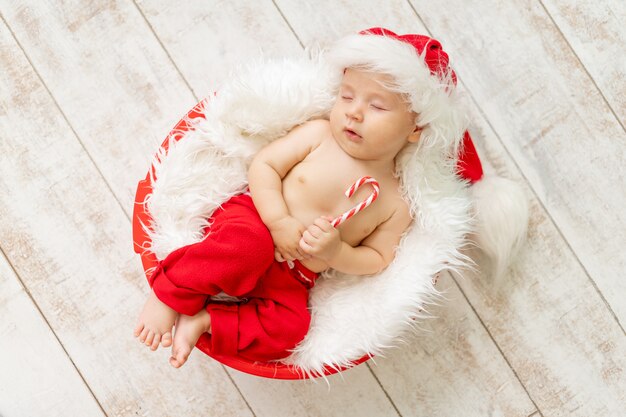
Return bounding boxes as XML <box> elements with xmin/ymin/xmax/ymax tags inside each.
<box><xmin>134</xmin><ymin>28</ymin><xmax>456</xmax><ymax>368</ymax></box>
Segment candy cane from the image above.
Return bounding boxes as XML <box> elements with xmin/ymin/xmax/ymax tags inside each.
<box><xmin>331</xmin><ymin>176</ymin><xmax>380</xmax><ymax>228</ymax></box>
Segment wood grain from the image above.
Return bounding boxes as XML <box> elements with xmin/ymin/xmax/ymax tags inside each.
<box><xmin>135</xmin><ymin>0</ymin><xmax>303</xmax><ymax>99</ymax></box>
<box><xmin>230</xmin><ymin>365</ymin><xmax>402</xmax><ymax>417</ymax></box>
<box><xmin>0</xmin><ymin>253</ymin><xmax>105</xmax><ymax>416</ymax></box>
<box><xmin>0</xmin><ymin>8</ymin><xmax>253</xmax><ymax>417</ymax></box>
<box><xmin>540</xmin><ymin>0</ymin><xmax>626</xmax><ymax>126</ymax></box>
<box><xmin>0</xmin><ymin>0</ymin><xmax>197</xmax><ymax>211</ymax></box>
<box><xmin>410</xmin><ymin>0</ymin><xmax>626</xmax><ymax>326</ymax></box>
<box><xmin>275</xmin><ymin>0</ymin><xmax>419</xmax><ymax>44</ymax></box>
<box><xmin>372</xmin><ymin>275</ymin><xmax>537</xmax><ymax>417</ymax></box>
<box><xmin>457</xmin><ymin>100</ymin><xmax>626</xmax><ymax>416</ymax></box>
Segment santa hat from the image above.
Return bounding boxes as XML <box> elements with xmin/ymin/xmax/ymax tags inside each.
<box><xmin>328</xmin><ymin>28</ymin><xmax>529</xmax><ymax>278</ymax></box>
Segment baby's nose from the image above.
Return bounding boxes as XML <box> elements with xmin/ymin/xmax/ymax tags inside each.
<box><xmin>346</xmin><ymin>104</ymin><xmax>363</xmax><ymax>121</ymax></box>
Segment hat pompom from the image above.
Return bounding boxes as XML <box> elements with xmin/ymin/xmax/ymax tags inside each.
<box><xmin>469</xmin><ymin>175</ymin><xmax>529</xmax><ymax>279</ymax></box>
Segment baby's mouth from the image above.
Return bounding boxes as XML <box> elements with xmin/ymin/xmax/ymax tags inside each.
<box><xmin>344</xmin><ymin>128</ymin><xmax>362</xmax><ymax>140</ymax></box>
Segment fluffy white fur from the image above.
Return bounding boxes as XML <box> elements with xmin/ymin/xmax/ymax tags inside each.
<box><xmin>469</xmin><ymin>175</ymin><xmax>529</xmax><ymax>279</ymax></box>
<box><xmin>140</xmin><ymin>34</ymin><xmax>527</xmax><ymax>376</ymax></box>
<box><xmin>145</xmin><ymin>57</ymin><xmax>337</xmax><ymax>260</ymax></box>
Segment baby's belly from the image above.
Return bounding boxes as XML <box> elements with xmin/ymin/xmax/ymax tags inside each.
<box><xmin>283</xmin><ymin>173</ymin><xmax>346</xmax><ymax>229</ymax></box>
<box><xmin>281</xmin><ymin>170</ymin><xmax>342</xmax><ymax>272</ymax></box>
<box><xmin>282</xmin><ymin>172</ymin><xmax>380</xmax><ymax>273</ymax></box>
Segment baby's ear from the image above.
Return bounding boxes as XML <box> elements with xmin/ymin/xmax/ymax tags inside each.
<box><xmin>407</xmin><ymin>126</ymin><xmax>422</xmax><ymax>143</ymax></box>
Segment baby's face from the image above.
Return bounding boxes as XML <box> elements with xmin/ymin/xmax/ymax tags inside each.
<box><xmin>329</xmin><ymin>68</ymin><xmax>419</xmax><ymax>163</ymax></box>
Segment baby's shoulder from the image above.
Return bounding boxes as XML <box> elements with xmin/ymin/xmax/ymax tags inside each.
<box><xmin>288</xmin><ymin>118</ymin><xmax>329</xmax><ymax>142</ymax></box>
<box><xmin>285</xmin><ymin>119</ymin><xmax>331</xmax><ymax>152</ymax></box>
<box><xmin>298</xmin><ymin>118</ymin><xmax>330</xmax><ymax>134</ymax></box>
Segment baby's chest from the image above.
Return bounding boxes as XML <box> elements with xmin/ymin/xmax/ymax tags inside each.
<box><xmin>289</xmin><ymin>158</ymin><xmax>375</xmax><ymax>207</ymax></box>
<box><xmin>287</xmin><ymin>162</ymin><xmax>398</xmax><ymax>239</ymax></box>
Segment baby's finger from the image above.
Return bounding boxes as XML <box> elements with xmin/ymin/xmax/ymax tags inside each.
<box><xmin>314</xmin><ymin>217</ymin><xmax>333</xmax><ymax>232</ymax></box>
<box><xmin>284</xmin><ymin>248</ymin><xmax>295</xmax><ymax>260</ymax></box>
<box><xmin>307</xmin><ymin>225</ymin><xmax>321</xmax><ymax>238</ymax></box>
<box><xmin>282</xmin><ymin>247</ymin><xmax>296</xmax><ymax>261</ymax></box>
<box><xmin>302</xmin><ymin>230</ymin><xmax>315</xmax><ymax>244</ymax></box>
<box><xmin>296</xmin><ymin>247</ymin><xmax>311</xmax><ymax>260</ymax></box>
<box><xmin>291</xmin><ymin>247</ymin><xmax>305</xmax><ymax>260</ymax></box>
<box><xmin>299</xmin><ymin>238</ymin><xmax>314</xmax><ymax>254</ymax></box>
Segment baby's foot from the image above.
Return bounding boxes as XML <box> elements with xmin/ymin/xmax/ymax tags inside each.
<box><xmin>133</xmin><ymin>291</ymin><xmax>178</xmax><ymax>350</ymax></box>
<box><xmin>169</xmin><ymin>309</ymin><xmax>212</xmax><ymax>368</ymax></box>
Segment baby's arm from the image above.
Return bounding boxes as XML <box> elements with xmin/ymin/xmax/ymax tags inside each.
<box><xmin>248</xmin><ymin>120</ymin><xmax>325</xmax><ymax>261</ymax></box>
<box><xmin>300</xmin><ymin>204</ymin><xmax>412</xmax><ymax>275</ymax></box>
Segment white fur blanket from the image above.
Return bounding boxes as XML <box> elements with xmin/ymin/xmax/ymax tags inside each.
<box><xmin>142</xmin><ymin>56</ymin><xmax>474</xmax><ymax>377</ymax></box>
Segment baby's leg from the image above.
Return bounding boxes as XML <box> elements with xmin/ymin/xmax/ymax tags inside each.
<box><xmin>134</xmin><ymin>195</ymin><xmax>271</xmax><ymax>351</ymax></box>
<box><xmin>204</xmin><ymin>263</ymin><xmax>312</xmax><ymax>362</ymax></box>
<box><xmin>147</xmin><ymin>195</ymin><xmax>275</xmax><ymax>315</ymax></box>
<box><xmin>169</xmin><ymin>295</ymin><xmax>310</xmax><ymax>367</ymax></box>
<box><xmin>169</xmin><ymin>309</ymin><xmax>212</xmax><ymax>368</ymax></box>
<box><xmin>133</xmin><ymin>291</ymin><xmax>178</xmax><ymax>350</ymax></box>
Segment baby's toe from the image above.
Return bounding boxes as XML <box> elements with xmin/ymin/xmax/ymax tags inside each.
<box><xmin>168</xmin><ymin>356</ymin><xmax>182</xmax><ymax>368</ymax></box>
<box><xmin>177</xmin><ymin>346</ymin><xmax>192</xmax><ymax>365</ymax></box>
<box><xmin>133</xmin><ymin>322</ymin><xmax>144</xmax><ymax>338</ymax></box>
<box><xmin>150</xmin><ymin>334</ymin><xmax>161</xmax><ymax>351</ymax></box>
<box><xmin>139</xmin><ymin>327</ymin><xmax>149</xmax><ymax>343</ymax></box>
<box><xmin>161</xmin><ymin>332</ymin><xmax>173</xmax><ymax>348</ymax></box>
<box><xmin>168</xmin><ymin>347</ymin><xmax>181</xmax><ymax>368</ymax></box>
<box><xmin>144</xmin><ymin>330</ymin><xmax>155</xmax><ymax>347</ymax></box>
<box><xmin>169</xmin><ymin>346</ymin><xmax>191</xmax><ymax>368</ymax></box>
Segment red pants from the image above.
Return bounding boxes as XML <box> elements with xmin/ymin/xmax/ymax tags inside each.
<box><xmin>149</xmin><ymin>194</ymin><xmax>317</xmax><ymax>362</ymax></box>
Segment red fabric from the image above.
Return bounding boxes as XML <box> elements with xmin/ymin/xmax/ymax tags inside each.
<box><xmin>150</xmin><ymin>194</ymin><xmax>314</xmax><ymax>361</ymax></box>
<box><xmin>361</xmin><ymin>27</ymin><xmax>456</xmax><ymax>84</ymax></box>
<box><xmin>456</xmin><ymin>131</ymin><xmax>484</xmax><ymax>184</ymax></box>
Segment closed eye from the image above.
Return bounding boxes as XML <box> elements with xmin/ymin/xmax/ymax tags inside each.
<box><xmin>371</xmin><ymin>104</ymin><xmax>387</xmax><ymax>111</ymax></box>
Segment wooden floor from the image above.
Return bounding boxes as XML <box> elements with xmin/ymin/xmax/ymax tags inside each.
<box><xmin>1</xmin><ymin>1</ymin><xmax>625</xmax><ymax>416</ymax></box>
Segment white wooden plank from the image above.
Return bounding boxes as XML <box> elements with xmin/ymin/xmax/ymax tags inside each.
<box><xmin>275</xmin><ymin>0</ymin><xmax>419</xmax><ymax>43</ymax></box>
<box><xmin>134</xmin><ymin>2</ymin><xmax>405</xmax><ymax>414</ymax></box>
<box><xmin>0</xmin><ymin>0</ymin><xmax>197</xmax><ymax>211</ymax></box>
<box><xmin>541</xmin><ymin>0</ymin><xmax>626</xmax><ymax>125</ymax></box>
<box><xmin>409</xmin><ymin>1</ymin><xmax>626</xmax><ymax>412</ymax></box>
<box><xmin>0</xmin><ymin>17</ymin><xmax>252</xmax><ymax>417</ymax></box>
<box><xmin>410</xmin><ymin>0</ymin><xmax>626</xmax><ymax>326</ymax></box>
<box><xmin>230</xmin><ymin>366</ymin><xmax>401</xmax><ymax>417</ymax></box>
<box><xmin>372</xmin><ymin>275</ymin><xmax>537</xmax><ymax>417</ymax></box>
<box><xmin>135</xmin><ymin>0</ymin><xmax>303</xmax><ymax>98</ymax></box>
<box><xmin>274</xmin><ymin>0</ymin><xmax>540</xmax><ymax>414</ymax></box>
<box><xmin>459</xmin><ymin>95</ymin><xmax>626</xmax><ymax>416</ymax></box>
<box><xmin>0</xmin><ymin>254</ymin><xmax>105</xmax><ymax>417</ymax></box>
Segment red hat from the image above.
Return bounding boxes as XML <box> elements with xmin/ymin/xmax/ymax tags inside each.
<box><xmin>359</xmin><ymin>27</ymin><xmax>457</xmax><ymax>86</ymax></box>
<box><xmin>327</xmin><ymin>27</ymin><xmax>458</xmax><ymax>111</ymax></box>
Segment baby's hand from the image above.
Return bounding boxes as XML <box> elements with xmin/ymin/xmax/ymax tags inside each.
<box><xmin>268</xmin><ymin>216</ymin><xmax>308</xmax><ymax>262</ymax></box>
<box><xmin>299</xmin><ymin>216</ymin><xmax>341</xmax><ymax>262</ymax></box>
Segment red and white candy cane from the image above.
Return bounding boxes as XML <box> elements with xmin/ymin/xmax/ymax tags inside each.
<box><xmin>331</xmin><ymin>176</ymin><xmax>380</xmax><ymax>228</ymax></box>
